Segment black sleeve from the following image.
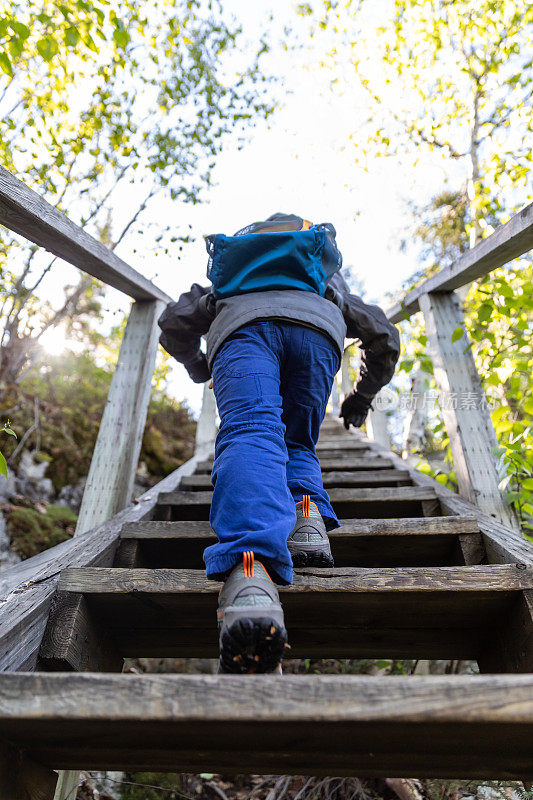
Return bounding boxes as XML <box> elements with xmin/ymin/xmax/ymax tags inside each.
<box><xmin>157</xmin><ymin>283</ymin><xmax>215</xmax><ymax>384</ymax></box>
<box><xmin>326</xmin><ymin>273</ymin><xmax>401</xmax><ymax>399</ymax></box>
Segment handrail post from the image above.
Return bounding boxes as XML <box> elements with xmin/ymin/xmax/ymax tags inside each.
<box><xmin>419</xmin><ymin>290</ymin><xmax>517</xmax><ymax>529</ymax></box>
<box><xmin>76</xmin><ymin>298</ymin><xmax>165</xmax><ymax>535</ymax></box>
<box><xmin>55</xmin><ymin>299</ymin><xmax>165</xmax><ymax>800</ymax></box>
<box><xmin>195</xmin><ymin>382</ymin><xmax>218</xmax><ymax>454</ymax></box>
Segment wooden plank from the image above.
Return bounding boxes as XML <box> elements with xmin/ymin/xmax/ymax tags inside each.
<box><xmin>0</xmin><ymin>740</ymin><xmax>56</xmax><ymax>800</ymax></box>
<box><xmin>39</xmin><ymin>593</ymin><xmax>123</xmax><ymax>672</ymax></box>
<box><xmin>122</xmin><ymin>516</ymin><xmax>480</xmax><ymax>539</ymax></box>
<box><xmin>317</xmin><ymin>439</ymin><xmax>370</xmax><ymax>451</ymax></box>
<box><xmin>0</xmin><ymin>448</ymin><xmax>211</xmax><ymax>672</ymax></box>
<box><xmin>59</xmin><ymin>565</ymin><xmax>533</xmax><ymax>595</ymax></box>
<box><xmin>479</xmin><ymin>590</ymin><xmax>533</xmax><ymax>673</ymax></box>
<box><xmin>387</xmin><ymin>201</ymin><xmax>533</xmax><ymax>322</ymax></box>
<box><xmin>119</xmin><ymin>517</ymin><xmax>481</xmax><ymax>569</ymax></box>
<box><xmin>419</xmin><ymin>291</ymin><xmax>517</xmax><ymax>528</ymax></box>
<box><xmin>113</xmin><ymin>538</ymin><xmax>146</xmax><ymax>568</ymax></box>
<box><xmin>76</xmin><ymin>299</ymin><xmax>166</xmax><ymax>534</ymax></box>
<box><xmin>180</xmin><ymin>469</ymin><xmax>411</xmax><ymax>490</ymax></box>
<box><xmin>159</xmin><ymin>485</ymin><xmax>439</xmax><ymax>521</ymax></box>
<box><xmin>53</xmin><ymin>771</ymin><xmax>81</xmax><ymax>800</ymax></box>
<box><xmin>196</xmin><ymin>455</ymin><xmax>395</xmax><ymax>473</ymax></box>
<box><xmin>456</xmin><ymin>533</ymin><xmax>486</xmax><ymax>565</ymax></box>
<box><xmin>321</xmin><ymin>418</ymin><xmax>533</xmax><ymax>565</ymax></box>
<box><xmin>340</xmin><ymin>421</ymin><xmax>533</xmax><ymax>566</ymax></box>
<box><xmin>0</xmin><ymin>165</ymin><xmax>170</xmax><ymax>302</ymax></box>
<box><xmin>160</xmin><ymin>486</ymin><xmax>436</xmax><ymax>505</ymax></box>
<box><xmin>0</xmin><ymin>673</ymin><xmax>532</xmax><ymax>778</ymax></box>
<box><xmin>53</xmin><ymin>565</ymin><xmax>532</xmax><ymax>659</ymax></box>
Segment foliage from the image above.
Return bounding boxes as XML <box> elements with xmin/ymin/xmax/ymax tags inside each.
<box><xmin>6</xmin><ymin>502</ymin><xmax>77</xmax><ymax>559</ymax></box>
<box><xmin>315</xmin><ymin>0</ymin><xmax>533</xmax><ymax>234</ymax></box>
<box><xmin>1</xmin><ymin>350</ymin><xmax>196</xmax><ymax>491</ymax></box>
<box><xmin>0</xmin><ymin>0</ymin><xmax>274</xmax><ymax>392</ymax></box>
<box><xmin>311</xmin><ymin>0</ymin><xmax>533</xmax><ymax>530</ymax></box>
<box><xmin>467</xmin><ymin>267</ymin><xmax>533</xmax><ymax>532</ymax></box>
<box><xmin>0</xmin><ymin>419</ymin><xmax>17</xmax><ymax>479</ymax></box>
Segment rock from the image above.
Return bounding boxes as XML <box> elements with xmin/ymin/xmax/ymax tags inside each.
<box><xmin>57</xmin><ymin>479</ymin><xmax>86</xmax><ymax>514</ymax></box>
<box><xmin>13</xmin><ymin>451</ymin><xmax>54</xmax><ymax>503</ymax></box>
<box><xmin>18</xmin><ymin>450</ymin><xmax>49</xmax><ymax>482</ymax></box>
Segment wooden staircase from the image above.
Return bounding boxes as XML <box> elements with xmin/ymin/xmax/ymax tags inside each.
<box><xmin>1</xmin><ymin>416</ymin><xmax>532</xmax><ymax>787</ymax></box>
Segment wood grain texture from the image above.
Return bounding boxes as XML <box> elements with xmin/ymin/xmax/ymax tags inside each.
<box><xmin>52</xmin><ymin>565</ymin><xmax>533</xmax><ymax>659</ymax></box>
<box><xmin>0</xmin><ymin>673</ymin><xmax>532</xmax><ymax>778</ymax></box>
<box><xmin>121</xmin><ymin>516</ymin><xmax>480</xmax><ymax>539</ymax></box>
<box><xmin>0</xmin><ymin>740</ymin><xmax>56</xmax><ymax>800</ymax></box>
<box><xmin>479</xmin><ymin>590</ymin><xmax>533</xmax><ymax>673</ymax></box>
<box><xmin>0</xmin><ymin>448</ymin><xmax>211</xmax><ymax>671</ymax></box>
<box><xmin>329</xmin><ymin>417</ymin><xmax>533</xmax><ymax>566</ymax></box>
<box><xmin>160</xmin><ymin>486</ymin><xmax>436</xmax><ymax>505</ymax></box>
<box><xmin>180</xmin><ymin>469</ymin><xmax>411</xmax><ymax>490</ymax></box>
<box><xmin>118</xmin><ymin>517</ymin><xmax>482</xmax><ymax>569</ymax></box>
<box><xmin>420</xmin><ymin>291</ymin><xmax>516</xmax><ymax>528</ymax></box>
<box><xmin>196</xmin><ymin>456</ymin><xmax>395</xmax><ymax>473</ymax></box>
<box><xmin>0</xmin><ymin>166</ymin><xmax>170</xmax><ymax>302</ymax></box>
<box><xmin>39</xmin><ymin>593</ymin><xmax>122</xmax><ymax>672</ymax></box>
<box><xmin>387</xmin><ymin>201</ymin><xmax>533</xmax><ymax>321</ymax></box>
<box><xmin>59</xmin><ymin>565</ymin><xmax>533</xmax><ymax>595</ymax></box>
<box><xmin>76</xmin><ymin>299</ymin><xmax>166</xmax><ymax>534</ymax></box>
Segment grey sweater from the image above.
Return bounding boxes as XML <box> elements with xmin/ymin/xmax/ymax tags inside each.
<box><xmin>158</xmin><ymin>272</ymin><xmax>400</xmax><ymax>399</ymax></box>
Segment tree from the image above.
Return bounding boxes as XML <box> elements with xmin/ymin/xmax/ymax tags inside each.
<box><xmin>312</xmin><ymin>0</ymin><xmax>533</xmax><ymax>240</ymax></box>
<box><xmin>0</xmin><ymin>0</ymin><xmax>274</xmax><ymax>399</ymax></box>
<box><xmin>308</xmin><ymin>0</ymin><xmax>533</xmax><ymax>527</ymax></box>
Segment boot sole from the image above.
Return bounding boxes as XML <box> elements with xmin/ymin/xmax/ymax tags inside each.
<box><xmin>290</xmin><ymin>549</ymin><xmax>335</xmax><ymax>568</ymax></box>
<box><xmin>219</xmin><ymin>616</ymin><xmax>288</xmax><ymax>674</ymax></box>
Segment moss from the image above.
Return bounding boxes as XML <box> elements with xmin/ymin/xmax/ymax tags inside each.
<box><xmin>7</xmin><ymin>503</ymin><xmax>77</xmax><ymax>559</ymax></box>
<box><xmin>45</xmin><ymin>504</ymin><xmax>77</xmax><ymax>526</ymax></box>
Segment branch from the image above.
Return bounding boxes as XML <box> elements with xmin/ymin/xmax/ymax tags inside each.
<box><xmin>8</xmin><ymin>396</ymin><xmax>40</xmax><ymax>462</ymax></box>
<box><xmin>111</xmin><ymin>184</ymin><xmax>158</xmax><ymax>251</ymax></box>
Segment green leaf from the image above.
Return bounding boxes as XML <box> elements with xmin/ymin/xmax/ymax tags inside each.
<box><xmin>477</xmin><ymin>304</ymin><xmax>492</xmax><ymax>323</ymax></box>
<box><xmin>524</xmin><ymin>398</ymin><xmax>533</xmax><ymax>415</ymax></box>
<box><xmin>0</xmin><ymin>51</ymin><xmax>13</xmax><ymax>77</ymax></box>
<box><xmin>36</xmin><ymin>37</ymin><xmax>59</xmax><ymax>62</ymax></box>
<box><xmin>65</xmin><ymin>27</ymin><xmax>80</xmax><ymax>47</ymax></box>
<box><xmin>451</xmin><ymin>326</ymin><xmax>464</xmax><ymax>343</ymax></box>
<box><xmin>522</xmin><ymin>478</ymin><xmax>533</xmax><ymax>491</ymax></box>
<box><xmin>112</xmin><ymin>27</ymin><xmax>130</xmax><ymax>48</ymax></box>
<box><xmin>9</xmin><ymin>21</ymin><xmax>30</xmax><ymax>39</ymax></box>
<box><xmin>0</xmin><ymin>452</ymin><xmax>7</xmax><ymax>479</ymax></box>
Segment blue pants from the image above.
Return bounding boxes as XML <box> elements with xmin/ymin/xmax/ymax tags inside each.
<box><xmin>203</xmin><ymin>320</ymin><xmax>341</xmax><ymax>585</ymax></box>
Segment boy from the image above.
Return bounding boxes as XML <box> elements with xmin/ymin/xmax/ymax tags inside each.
<box><xmin>159</xmin><ymin>213</ymin><xmax>400</xmax><ymax>673</ymax></box>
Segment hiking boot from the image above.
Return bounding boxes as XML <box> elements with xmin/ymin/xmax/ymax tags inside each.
<box><xmin>218</xmin><ymin>551</ymin><xmax>288</xmax><ymax>674</ymax></box>
<box><xmin>288</xmin><ymin>495</ymin><xmax>334</xmax><ymax>568</ymax></box>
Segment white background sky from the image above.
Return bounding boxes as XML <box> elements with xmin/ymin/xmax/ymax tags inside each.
<box><xmin>39</xmin><ymin>0</ymin><xmax>468</xmax><ymax>414</ymax></box>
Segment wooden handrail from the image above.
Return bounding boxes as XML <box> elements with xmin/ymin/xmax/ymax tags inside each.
<box><xmin>387</xmin><ymin>201</ymin><xmax>533</xmax><ymax>322</ymax></box>
<box><xmin>0</xmin><ymin>166</ymin><xmax>171</xmax><ymax>303</ymax></box>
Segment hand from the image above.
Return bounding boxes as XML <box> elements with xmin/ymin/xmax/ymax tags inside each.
<box><xmin>339</xmin><ymin>392</ymin><xmax>372</xmax><ymax>429</ymax></box>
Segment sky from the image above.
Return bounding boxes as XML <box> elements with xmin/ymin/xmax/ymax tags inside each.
<box><xmin>36</xmin><ymin>0</ymin><xmax>468</xmax><ymax>415</ymax></box>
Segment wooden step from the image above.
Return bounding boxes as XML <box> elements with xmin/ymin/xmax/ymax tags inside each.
<box><xmin>40</xmin><ymin>565</ymin><xmax>533</xmax><ymax>663</ymax></box>
<box><xmin>196</xmin><ymin>456</ymin><xmax>395</xmax><ymax>473</ymax></box>
<box><xmin>179</xmin><ymin>469</ymin><xmax>412</xmax><ymax>491</ymax></box>
<box><xmin>317</xmin><ymin>439</ymin><xmax>370</xmax><ymax>451</ymax></box>
<box><xmin>116</xmin><ymin>516</ymin><xmax>482</xmax><ymax>569</ymax></box>
<box><xmin>2</xmin><ymin>673</ymin><xmax>532</xmax><ymax>777</ymax></box>
<box><xmin>157</xmin><ymin>486</ymin><xmax>440</xmax><ymax>520</ymax></box>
